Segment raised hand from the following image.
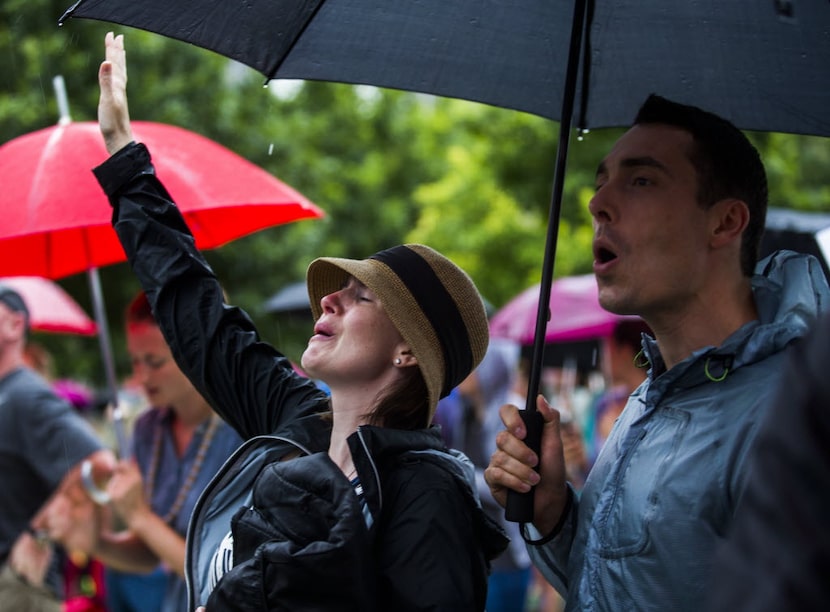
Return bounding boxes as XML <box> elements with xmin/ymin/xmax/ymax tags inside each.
<box><xmin>99</xmin><ymin>32</ymin><xmax>134</xmax><ymax>155</ymax></box>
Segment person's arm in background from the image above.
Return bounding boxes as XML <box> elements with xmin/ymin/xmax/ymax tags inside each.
<box><xmin>39</xmin><ymin>459</ymin><xmax>187</xmax><ymax>577</ymax></box>
<box><xmin>33</xmin><ymin>450</ymin><xmax>164</xmax><ymax>574</ymax></box>
<box><xmin>25</xmin><ymin>448</ymin><xmax>117</xmax><ymax>585</ymax></box>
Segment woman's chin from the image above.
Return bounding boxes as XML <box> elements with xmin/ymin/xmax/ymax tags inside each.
<box><xmin>299</xmin><ymin>350</ymin><xmax>318</xmax><ymax>378</ymax></box>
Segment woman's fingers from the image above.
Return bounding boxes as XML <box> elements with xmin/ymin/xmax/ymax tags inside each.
<box><xmin>99</xmin><ymin>32</ymin><xmax>133</xmax><ymax>154</ymax></box>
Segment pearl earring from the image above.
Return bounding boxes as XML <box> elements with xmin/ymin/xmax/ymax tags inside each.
<box><xmin>394</xmin><ymin>358</ymin><xmax>402</xmax><ymax>365</ymax></box>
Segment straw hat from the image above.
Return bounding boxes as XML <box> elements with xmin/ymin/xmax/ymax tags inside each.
<box><xmin>306</xmin><ymin>244</ymin><xmax>489</xmax><ymax>416</ymax></box>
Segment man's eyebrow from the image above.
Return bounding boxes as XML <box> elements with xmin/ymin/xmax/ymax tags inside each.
<box><xmin>621</xmin><ymin>156</ymin><xmax>670</xmax><ymax>173</ymax></box>
<box><xmin>596</xmin><ymin>156</ymin><xmax>671</xmax><ymax>179</ymax></box>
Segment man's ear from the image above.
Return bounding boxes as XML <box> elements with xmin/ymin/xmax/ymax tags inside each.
<box><xmin>709</xmin><ymin>198</ymin><xmax>750</xmax><ymax>250</ymax></box>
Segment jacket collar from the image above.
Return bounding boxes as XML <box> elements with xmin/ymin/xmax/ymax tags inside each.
<box><xmin>642</xmin><ymin>250</ymin><xmax>830</xmax><ymax>393</ymax></box>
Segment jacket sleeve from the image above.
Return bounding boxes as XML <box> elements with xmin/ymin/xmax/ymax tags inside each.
<box><xmin>523</xmin><ymin>482</ymin><xmax>579</xmax><ymax>596</ymax></box>
<box><xmin>93</xmin><ymin>142</ymin><xmax>325</xmax><ymax>439</ymax></box>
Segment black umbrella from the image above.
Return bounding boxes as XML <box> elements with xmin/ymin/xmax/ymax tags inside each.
<box><xmin>60</xmin><ymin>1</ymin><xmax>830</xmax><ymax>136</ymax></box>
<box><xmin>59</xmin><ymin>0</ymin><xmax>830</xmax><ymax>519</ymax></box>
<box><xmin>261</xmin><ymin>281</ymin><xmax>312</xmax><ymax>316</ymax></box>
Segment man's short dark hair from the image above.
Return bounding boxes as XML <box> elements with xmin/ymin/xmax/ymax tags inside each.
<box><xmin>634</xmin><ymin>95</ymin><xmax>768</xmax><ymax>277</ymax></box>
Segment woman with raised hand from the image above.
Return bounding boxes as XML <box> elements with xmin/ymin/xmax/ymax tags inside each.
<box><xmin>90</xmin><ymin>32</ymin><xmax>508</xmax><ymax>611</ymax></box>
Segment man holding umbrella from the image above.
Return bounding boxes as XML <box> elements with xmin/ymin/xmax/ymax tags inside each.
<box><xmin>485</xmin><ymin>96</ymin><xmax>830</xmax><ymax>610</ymax></box>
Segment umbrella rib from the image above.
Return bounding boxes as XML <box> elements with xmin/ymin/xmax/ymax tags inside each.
<box><xmin>264</xmin><ymin>0</ymin><xmax>327</xmax><ymax>78</ymax></box>
<box><xmin>578</xmin><ymin>0</ymin><xmax>597</xmax><ymax>131</ymax></box>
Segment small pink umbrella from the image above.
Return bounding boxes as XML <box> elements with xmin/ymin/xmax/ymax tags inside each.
<box><xmin>489</xmin><ymin>274</ymin><xmax>640</xmax><ymax>345</ymax></box>
<box><xmin>0</xmin><ymin>276</ymin><xmax>97</xmax><ymax>336</ymax></box>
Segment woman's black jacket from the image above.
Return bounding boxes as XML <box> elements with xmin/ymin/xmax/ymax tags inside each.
<box><xmin>94</xmin><ymin>142</ymin><xmax>509</xmax><ymax>611</ymax></box>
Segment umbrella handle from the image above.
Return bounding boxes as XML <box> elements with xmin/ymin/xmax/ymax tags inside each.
<box><xmin>506</xmin><ymin>0</ymin><xmax>589</xmax><ymax>524</ymax></box>
<box><xmin>504</xmin><ymin>409</ymin><xmax>544</xmax><ymax>523</ymax></box>
<box><xmin>110</xmin><ymin>402</ymin><xmax>130</xmax><ymax>461</ymax></box>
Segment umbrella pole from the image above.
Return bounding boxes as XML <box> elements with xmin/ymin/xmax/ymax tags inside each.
<box><xmin>505</xmin><ymin>0</ymin><xmax>589</xmax><ymax>523</ymax></box>
<box><xmin>87</xmin><ymin>267</ymin><xmax>129</xmax><ymax>459</ymax></box>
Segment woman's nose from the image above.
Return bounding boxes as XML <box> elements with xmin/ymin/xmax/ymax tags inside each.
<box><xmin>132</xmin><ymin>363</ymin><xmax>149</xmax><ymax>383</ymax></box>
<box><xmin>320</xmin><ymin>289</ymin><xmax>342</xmax><ymax>313</ymax></box>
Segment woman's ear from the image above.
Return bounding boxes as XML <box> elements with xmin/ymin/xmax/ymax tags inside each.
<box><xmin>394</xmin><ymin>347</ymin><xmax>418</xmax><ymax>368</ymax></box>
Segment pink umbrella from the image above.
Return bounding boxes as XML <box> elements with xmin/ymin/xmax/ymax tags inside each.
<box><xmin>489</xmin><ymin>274</ymin><xmax>640</xmax><ymax>345</ymax></box>
<box><xmin>0</xmin><ymin>276</ymin><xmax>97</xmax><ymax>336</ymax></box>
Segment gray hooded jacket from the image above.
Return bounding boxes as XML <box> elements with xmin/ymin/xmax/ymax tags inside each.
<box><xmin>528</xmin><ymin>250</ymin><xmax>829</xmax><ymax>611</ymax></box>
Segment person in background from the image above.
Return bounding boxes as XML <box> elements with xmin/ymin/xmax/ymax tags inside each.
<box><xmin>0</xmin><ymin>285</ymin><xmax>113</xmax><ymax>612</ymax></box>
<box><xmin>432</xmin><ymin>385</ymin><xmax>466</xmax><ymax>449</ymax></box>
<box><xmin>456</xmin><ymin>337</ymin><xmax>531</xmax><ymax>612</ymax></box>
<box><xmin>23</xmin><ymin>340</ymin><xmax>109</xmax><ymax>612</ymax></box>
<box><xmin>585</xmin><ymin>319</ymin><xmax>651</xmax><ymax>464</ymax></box>
<box><xmin>485</xmin><ymin>94</ymin><xmax>830</xmax><ymax>611</ymax></box>
<box><xmin>40</xmin><ymin>291</ymin><xmax>243</xmax><ymax>612</ymax></box>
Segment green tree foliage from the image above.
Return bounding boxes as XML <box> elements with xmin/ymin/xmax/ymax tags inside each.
<box><xmin>749</xmin><ymin>132</ymin><xmax>830</xmax><ymax>210</ymax></box>
<box><xmin>2</xmin><ymin>0</ymin><xmax>828</xmax><ymax>387</ymax></box>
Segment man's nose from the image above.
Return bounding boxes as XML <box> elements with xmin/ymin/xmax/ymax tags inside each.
<box><xmin>588</xmin><ymin>188</ymin><xmax>614</xmax><ymax>225</ymax></box>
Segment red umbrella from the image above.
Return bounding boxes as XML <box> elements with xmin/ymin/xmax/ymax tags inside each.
<box><xmin>0</xmin><ymin>80</ymin><xmax>324</xmax><ymax>457</ymax></box>
<box><xmin>489</xmin><ymin>274</ymin><xmax>641</xmax><ymax>345</ymax></box>
<box><xmin>0</xmin><ymin>276</ymin><xmax>97</xmax><ymax>336</ymax></box>
<box><xmin>0</xmin><ymin>120</ymin><xmax>324</xmax><ymax>279</ymax></box>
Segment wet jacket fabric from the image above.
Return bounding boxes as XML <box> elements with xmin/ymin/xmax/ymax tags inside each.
<box><xmin>94</xmin><ymin>142</ymin><xmax>508</xmax><ymax>611</ymax></box>
<box><xmin>706</xmin><ymin>309</ymin><xmax>830</xmax><ymax>610</ymax></box>
<box><xmin>526</xmin><ymin>249</ymin><xmax>829</xmax><ymax>612</ymax></box>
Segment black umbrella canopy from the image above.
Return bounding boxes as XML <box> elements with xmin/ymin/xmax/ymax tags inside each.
<box><xmin>61</xmin><ymin>0</ymin><xmax>830</xmax><ymax>520</ymax></box>
<box><xmin>62</xmin><ymin>0</ymin><xmax>830</xmax><ymax>136</ymax></box>
<box><xmin>262</xmin><ymin>281</ymin><xmax>311</xmax><ymax>315</ymax></box>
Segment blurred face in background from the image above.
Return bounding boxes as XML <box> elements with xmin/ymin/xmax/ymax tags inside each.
<box><xmin>0</xmin><ymin>302</ymin><xmax>26</xmax><ymax>350</ymax></box>
<box><xmin>126</xmin><ymin>321</ymin><xmax>198</xmax><ymax>410</ymax></box>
